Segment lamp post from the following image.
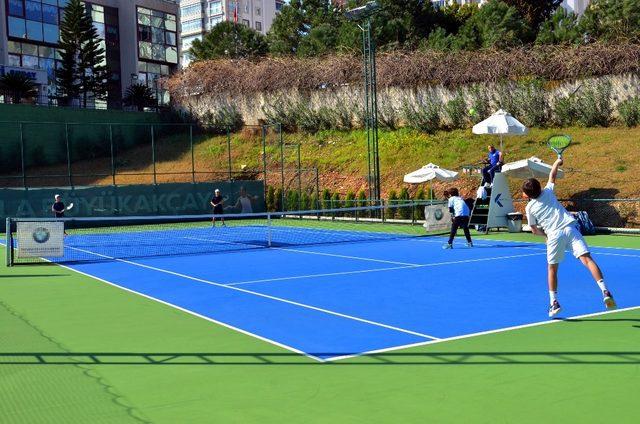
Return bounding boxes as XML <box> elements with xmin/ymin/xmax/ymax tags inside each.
<box><xmin>153</xmin><ymin>75</ymin><xmax>160</xmax><ymax>111</ymax></box>
<box><xmin>345</xmin><ymin>1</ymin><xmax>381</xmax><ymax>204</ymax></box>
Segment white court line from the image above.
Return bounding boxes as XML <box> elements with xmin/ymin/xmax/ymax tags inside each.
<box><xmin>67</xmin><ymin>246</ymin><xmax>440</xmax><ymax>341</ymax></box>
<box><xmin>470</xmin><ymin>235</ymin><xmax>640</xmax><ymax>252</ymax></box>
<box><xmin>227</xmin><ymin>252</ymin><xmax>546</xmax><ymax>287</ymax></box>
<box><xmin>325</xmin><ymin>305</ymin><xmax>640</xmax><ymax>362</ymax></box>
<box><xmin>184</xmin><ymin>236</ymin><xmax>420</xmax><ymax>266</ymax></box>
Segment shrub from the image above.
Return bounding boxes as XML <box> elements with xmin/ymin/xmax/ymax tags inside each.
<box><xmin>266</xmin><ymin>185</ymin><xmax>276</xmax><ymax>212</ymax></box>
<box><xmin>574</xmin><ymin>81</ymin><xmax>613</xmax><ymax>127</ymax></box>
<box><xmin>378</xmin><ymin>99</ymin><xmax>401</xmax><ymax>130</ymax></box>
<box><xmin>511</xmin><ymin>79</ymin><xmax>549</xmax><ymax>127</ymax></box>
<box><xmin>386</xmin><ymin>190</ymin><xmax>398</xmax><ymax>219</ymax></box>
<box><xmin>553</xmin><ymin>96</ymin><xmax>578</xmax><ymax>126</ymax></box>
<box><xmin>321</xmin><ymin>188</ymin><xmax>332</xmax><ymax>210</ymax></box>
<box><xmin>330</xmin><ymin>192</ymin><xmax>341</xmax><ymax>215</ymax></box>
<box><xmin>414</xmin><ymin>187</ymin><xmax>426</xmax><ymax>219</ymax></box>
<box><xmin>444</xmin><ymin>91</ymin><xmax>468</xmax><ymax>129</ymax></box>
<box><xmin>617</xmin><ymin>96</ymin><xmax>640</xmax><ymax>127</ymax></box>
<box><xmin>300</xmin><ymin>190</ymin><xmax>311</xmax><ymax>210</ymax></box>
<box><xmin>398</xmin><ymin>187</ymin><xmax>411</xmax><ymax>219</ymax></box>
<box><xmin>344</xmin><ymin>190</ymin><xmax>356</xmax><ymax>217</ymax></box>
<box><xmin>310</xmin><ymin>192</ymin><xmax>320</xmax><ymax>210</ymax></box>
<box><xmin>201</xmin><ymin>104</ymin><xmax>244</xmax><ymax>134</ymax></box>
<box><xmin>402</xmin><ymin>93</ymin><xmax>441</xmax><ymax>134</ymax></box>
<box><xmin>468</xmin><ymin>84</ymin><xmax>492</xmax><ymax>121</ymax></box>
<box><xmin>286</xmin><ymin>190</ymin><xmax>300</xmax><ymax>211</ymax></box>
<box><xmin>274</xmin><ymin>187</ymin><xmax>283</xmax><ymax>212</ymax></box>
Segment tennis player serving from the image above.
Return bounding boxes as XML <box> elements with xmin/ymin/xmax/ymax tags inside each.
<box><xmin>523</xmin><ymin>157</ymin><xmax>616</xmax><ymax>318</ymax></box>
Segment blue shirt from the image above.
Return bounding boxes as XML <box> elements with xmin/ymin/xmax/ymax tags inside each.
<box><xmin>488</xmin><ymin>149</ymin><xmax>501</xmax><ymax>166</ymax></box>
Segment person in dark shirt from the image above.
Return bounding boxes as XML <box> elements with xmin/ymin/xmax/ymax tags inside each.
<box><xmin>52</xmin><ymin>194</ymin><xmax>66</xmax><ymax>218</ymax></box>
<box><xmin>210</xmin><ymin>189</ymin><xmax>225</xmax><ymax>226</ymax></box>
<box><xmin>51</xmin><ymin>194</ymin><xmax>68</xmax><ymax>235</ymax></box>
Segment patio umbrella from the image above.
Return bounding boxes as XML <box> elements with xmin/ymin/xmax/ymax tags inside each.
<box><xmin>403</xmin><ymin>163</ymin><xmax>459</xmax><ymax>184</ymax></box>
<box><xmin>501</xmin><ymin>156</ymin><xmax>564</xmax><ymax>180</ymax></box>
<box><xmin>472</xmin><ymin>109</ymin><xmax>528</xmax><ymax>151</ymax></box>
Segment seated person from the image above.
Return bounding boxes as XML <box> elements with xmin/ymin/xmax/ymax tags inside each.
<box><xmin>481</xmin><ymin>144</ymin><xmax>503</xmax><ymax>185</ymax></box>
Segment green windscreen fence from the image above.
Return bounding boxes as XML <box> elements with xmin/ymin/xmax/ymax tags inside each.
<box><xmin>0</xmin><ymin>181</ymin><xmax>265</xmax><ymax>226</ymax></box>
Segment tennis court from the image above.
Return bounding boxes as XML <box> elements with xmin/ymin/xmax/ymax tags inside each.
<box><xmin>9</xmin><ymin>210</ymin><xmax>639</xmax><ymax>363</ymax></box>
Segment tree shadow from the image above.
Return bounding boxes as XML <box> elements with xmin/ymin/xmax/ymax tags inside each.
<box><xmin>566</xmin><ymin>188</ymin><xmax>624</xmax><ymax>228</ymax></box>
<box><xmin>1</xmin><ymin>351</ymin><xmax>638</xmax><ymax>366</ymax></box>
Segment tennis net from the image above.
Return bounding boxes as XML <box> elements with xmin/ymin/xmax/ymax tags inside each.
<box><xmin>5</xmin><ymin>203</ymin><xmax>446</xmax><ymax>266</ymax></box>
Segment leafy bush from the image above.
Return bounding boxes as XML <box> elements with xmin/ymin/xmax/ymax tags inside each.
<box><xmin>262</xmin><ymin>97</ymin><xmax>300</xmax><ymax>132</ymax></box>
<box><xmin>552</xmin><ymin>96</ymin><xmax>578</xmax><ymax>126</ymax></box>
<box><xmin>444</xmin><ymin>92</ymin><xmax>468</xmax><ymax>129</ymax></box>
<box><xmin>300</xmin><ymin>190</ymin><xmax>311</xmax><ymax>210</ymax></box>
<box><xmin>617</xmin><ymin>96</ymin><xmax>640</xmax><ymax>127</ymax></box>
<box><xmin>286</xmin><ymin>190</ymin><xmax>299</xmax><ymax>211</ymax></box>
<box><xmin>321</xmin><ymin>188</ymin><xmax>332</xmax><ymax>210</ymax></box>
<box><xmin>330</xmin><ymin>192</ymin><xmax>341</xmax><ymax>215</ymax></box>
<box><xmin>274</xmin><ymin>187</ymin><xmax>283</xmax><ymax>212</ymax></box>
<box><xmin>344</xmin><ymin>190</ymin><xmax>356</xmax><ymax>217</ymax></box>
<box><xmin>201</xmin><ymin>104</ymin><xmax>244</xmax><ymax>134</ymax></box>
<box><xmin>266</xmin><ymin>186</ymin><xmax>276</xmax><ymax>212</ymax></box>
<box><xmin>402</xmin><ymin>94</ymin><xmax>441</xmax><ymax>134</ymax></box>
<box><xmin>378</xmin><ymin>99</ymin><xmax>401</xmax><ymax>130</ymax></box>
<box><xmin>536</xmin><ymin>7</ymin><xmax>581</xmax><ymax>45</ymax></box>
<box><xmin>574</xmin><ymin>81</ymin><xmax>613</xmax><ymax>127</ymax></box>
<box><xmin>468</xmin><ymin>84</ymin><xmax>492</xmax><ymax>121</ymax></box>
<box><xmin>398</xmin><ymin>187</ymin><xmax>411</xmax><ymax>219</ymax></box>
<box><xmin>386</xmin><ymin>190</ymin><xmax>398</xmax><ymax>219</ymax></box>
<box><xmin>310</xmin><ymin>192</ymin><xmax>320</xmax><ymax>210</ymax></box>
<box><xmin>414</xmin><ymin>187</ymin><xmax>426</xmax><ymax>219</ymax></box>
<box><xmin>513</xmin><ymin>79</ymin><xmax>549</xmax><ymax>127</ymax></box>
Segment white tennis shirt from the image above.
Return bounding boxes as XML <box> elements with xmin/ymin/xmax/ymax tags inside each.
<box><xmin>448</xmin><ymin>196</ymin><xmax>470</xmax><ymax>217</ymax></box>
<box><xmin>525</xmin><ymin>183</ymin><xmax>576</xmax><ymax>233</ymax></box>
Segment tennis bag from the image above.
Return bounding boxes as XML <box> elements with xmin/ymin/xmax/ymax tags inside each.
<box><xmin>575</xmin><ymin>211</ymin><xmax>596</xmax><ymax>235</ymax></box>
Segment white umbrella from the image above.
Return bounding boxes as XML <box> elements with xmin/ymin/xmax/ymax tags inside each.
<box><xmin>472</xmin><ymin>109</ymin><xmax>528</xmax><ymax>150</ymax></box>
<box><xmin>403</xmin><ymin>163</ymin><xmax>459</xmax><ymax>184</ymax></box>
<box><xmin>501</xmin><ymin>156</ymin><xmax>564</xmax><ymax>180</ymax></box>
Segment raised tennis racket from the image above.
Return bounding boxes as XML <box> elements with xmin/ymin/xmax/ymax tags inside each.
<box><xmin>547</xmin><ymin>135</ymin><xmax>572</xmax><ymax>159</ymax></box>
<box><xmin>66</xmin><ymin>203</ymin><xmax>74</xmax><ymax>211</ymax></box>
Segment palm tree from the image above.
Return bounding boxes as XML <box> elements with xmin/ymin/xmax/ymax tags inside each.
<box><xmin>0</xmin><ymin>73</ymin><xmax>38</xmax><ymax>104</ymax></box>
<box><xmin>123</xmin><ymin>83</ymin><xmax>156</xmax><ymax>112</ymax></box>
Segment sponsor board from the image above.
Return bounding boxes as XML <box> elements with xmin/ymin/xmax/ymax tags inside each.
<box><xmin>16</xmin><ymin>221</ymin><xmax>64</xmax><ymax>258</ymax></box>
<box><xmin>423</xmin><ymin>204</ymin><xmax>450</xmax><ymax>232</ymax></box>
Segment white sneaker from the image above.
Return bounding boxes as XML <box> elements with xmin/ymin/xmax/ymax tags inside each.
<box><xmin>603</xmin><ymin>290</ymin><xmax>617</xmax><ymax>310</ymax></box>
<box><xmin>467</xmin><ymin>242</ymin><xmax>473</xmax><ymax>248</ymax></box>
<box><xmin>548</xmin><ymin>300</ymin><xmax>561</xmax><ymax>318</ymax></box>
<box><xmin>442</xmin><ymin>243</ymin><xmax>452</xmax><ymax>249</ymax></box>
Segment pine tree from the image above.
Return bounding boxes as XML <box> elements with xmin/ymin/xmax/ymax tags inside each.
<box><xmin>57</xmin><ymin>0</ymin><xmax>109</xmax><ymax>107</ymax></box>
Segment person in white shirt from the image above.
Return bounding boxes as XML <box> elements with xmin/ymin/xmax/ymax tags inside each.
<box><xmin>232</xmin><ymin>186</ymin><xmax>258</xmax><ymax>214</ymax></box>
<box><xmin>523</xmin><ymin>157</ymin><xmax>616</xmax><ymax>318</ymax></box>
<box><xmin>443</xmin><ymin>188</ymin><xmax>473</xmax><ymax>249</ymax></box>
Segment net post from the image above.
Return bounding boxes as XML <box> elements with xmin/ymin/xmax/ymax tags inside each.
<box><xmin>5</xmin><ymin>218</ymin><xmax>12</xmax><ymax>267</ymax></box>
<box><xmin>267</xmin><ymin>212</ymin><xmax>272</xmax><ymax>247</ymax></box>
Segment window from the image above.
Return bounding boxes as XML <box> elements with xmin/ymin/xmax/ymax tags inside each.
<box><xmin>244</xmin><ymin>1</ymin><xmax>249</xmax><ymax>13</ymax></box>
<box><xmin>208</xmin><ymin>1</ymin><xmax>222</xmax><ymax>15</ymax></box>
<box><xmin>8</xmin><ymin>17</ymin><xmax>26</xmax><ymax>38</ymax></box>
<box><xmin>26</xmin><ymin>20</ymin><xmax>43</xmax><ymax>41</ymax></box>
<box><xmin>42</xmin><ymin>4</ymin><xmax>57</xmax><ymax>24</ymax></box>
<box><xmin>256</xmin><ymin>7</ymin><xmax>261</xmax><ymax>16</ymax></box>
<box><xmin>182</xmin><ymin>19</ymin><xmax>202</xmax><ymax>33</ymax></box>
<box><xmin>137</xmin><ymin>7</ymin><xmax>179</xmax><ymax>65</ymax></box>
<box><xmin>152</xmin><ymin>26</ymin><xmax>164</xmax><ymax>43</ymax></box>
<box><xmin>43</xmin><ymin>23</ymin><xmax>58</xmax><ymax>43</ymax></box>
<box><xmin>255</xmin><ymin>21</ymin><xmax>261</xmax><ymax>31</ymax></box>
<box><xmin>25</xmin><ymin>1</ymin><xmax>42</xmax><ymax>21</ymax></box>
<box><xmin>181</xmin><ymin>4</ymin><xmax>201</xmax><ymax>17</ymax></box>
<box><xmin>242</xmin><ymin>19</ymin><xmax>250</xmax><ymax>27</ymax></box>
<box><xmin>8</xmin><ymin>0</ymin><xmax>24</xmax><ymax>17</ymax></box>
<box><xmin>275</xmin><ymin>1</ymin><xmax>284</xmax><ymax>11</ymax></box>
<box><xmin>9</xmin><ymin>54</ymin><xmax>22</xmax><ymax>66</ymax></box>
<box><xmin>165</xmin><ymin>32</ymin><xmax>176</xmax><ymax>46</ymax></box>
<box><xmin>208</xmin><ymin>16</ymin><xmax>222</xmax><ymax>28</ymax></box>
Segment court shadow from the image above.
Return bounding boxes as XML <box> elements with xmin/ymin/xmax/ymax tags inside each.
<box><xmin>0</xmin><ymin>274</ymin><xmax>68</xmax><ymax>278</ymax></box>
<box><xmin>1</xmin><ymin>351</ymin><xmax>638</xmax><ymax>366</ymax></box>
<box><xmin>566</xmin><ymin>188</ymin><xmax>623</xmax><ymax>228</ymax></box>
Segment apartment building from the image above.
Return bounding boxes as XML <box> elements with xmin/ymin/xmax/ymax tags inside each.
<box><xmin>180</xmin><ymin>0</ymin><xmax>284</xmax><ymax>66</ymax></box>
<box><xmin>0</xmin><ymin>0</ymin><xmax>180</xmax><ymax>109</ymax></box>
<box><xmin>431</xmin><ymin>0</ymin><xmax>590</xmax><ymax>15</ymax></box>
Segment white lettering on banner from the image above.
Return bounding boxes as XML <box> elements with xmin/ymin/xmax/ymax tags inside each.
<box><xmin>16</xmin><ymin>221</ymin><xmax>64</xmax><ymax>258</ymax></box>
<box><xmin>423</xmin><ymin>204</ymin><xmax>450</xmax><ymax>232</ymax></box>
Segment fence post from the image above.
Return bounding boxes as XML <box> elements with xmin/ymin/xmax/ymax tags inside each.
<box><xmin>279</xmin><ymin>124</ymin><xmax>285</xmax><ymax>212</ymax></box>
<box><xmin>19</xmin><ymin>123</ymin><xmax>26</xmax><ymax>188</ymax></box>
<box><xmin>261</xmin><ymin>125</ymin><xmax>268</xmax><ymax>202</ymax></box>
<box><xmin>297</xmin><ymin>144</ymin><xmax>301</xmax><ymax>211</ymax></box>
<box><xmin>151</xmin><ymin>125</ymin><xmax>156</xmax><ymax>185</ymax></box>
<box><xmin>190</xmin><ymin>125</ymin><xmax>195</xmax><ymax>183</ymax></box>
<box><xmin>109</xmin><ymin>125</ymin><xmax>116</xmax><ymax>185</ymax></box>
<box><xmin>226</xmin><ymin>126</ymin><xmax>232</xmax><ymax>181</ymax></box>
<box><xmin>65</xmin><ymin>123</ymin><xmax>72</xmax><ymax>187</ymax></box>
<box><xmin>315</xmin><ymin>167</ymin><xmax>320</xmax><ymax>210</ymax></box>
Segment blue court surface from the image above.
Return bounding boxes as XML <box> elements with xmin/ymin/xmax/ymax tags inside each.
<box><xmin>55</xmin><ymin>226</ymin><xmax>640</xmax><ymax>362</ymax></box>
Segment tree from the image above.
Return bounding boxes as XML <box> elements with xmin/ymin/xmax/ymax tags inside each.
<box><xmin>267</xmin><ymin>0</ymin><xmax>306</xmax><ymax>55</ymax></box>
<box><xmin>57</xmin><ymin>0</ymin><xmax>109</xmax><ymax>107</ymax></box>
<box><xmin>501</xmin><ymin>0</ymin><xmax>562</xmax><ymax>31</ymax></box>
<box><xmin>0</xmin><ymin>72</ymin><xmax>38</xmax><ymax>104</ymax></box>
<box><xmin>536</xmin><ymin>7</ymin><xmax>581</xmax><ymax>45</ymax></box>
<box><xmin>190</xmin><ymin>21</ymin><xmax>268</xmax><ymax>60</ymax></box>
<box><xmin>454</xmin><ymin>0</ymin><xmax>531</xmax><ymax>50</ymax></box>
<box><xmin>123</xmin><ymin>83</ymin><xmax>156</xmax><ymax>111</ymax></box>
<box><xmin>579</xmin><ymin>0</ymin><xmax>640</xmax><ymax>43</ymax></box>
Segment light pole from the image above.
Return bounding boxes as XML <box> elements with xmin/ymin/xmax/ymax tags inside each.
<box><xmin>345</xmin><ymin>1</ymin><xmax>381</xmax><ymax>204</ymax></box>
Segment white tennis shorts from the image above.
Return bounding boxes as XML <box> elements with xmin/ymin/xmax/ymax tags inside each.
<box><xmin>546</xmin><ymin>225</ymin><xmax>589</xmax><ymax>264</ymax></box>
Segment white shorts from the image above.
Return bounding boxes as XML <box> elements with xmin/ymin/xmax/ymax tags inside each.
<box><xmin>546</xmin><ymin>225</ymin><xmax>590</xmax><ymax>264</ymax></box>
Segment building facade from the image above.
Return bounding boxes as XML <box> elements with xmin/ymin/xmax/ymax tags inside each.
<box><xmin>431</xmin><ymin>0</ymin><xmax>590</xmax><ymax>15</ymax></box>
<box><xmin>179</xmin><ymin>0</ymin><xmax>284</xmax><ymax>66</ymax></box>
<box><xmin>0</xmin><ymin>0</ymin><xmax>180</xmax><ymax>109</ymax></box>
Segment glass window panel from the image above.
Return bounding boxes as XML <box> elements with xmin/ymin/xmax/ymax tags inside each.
<box><xmin>25</xmin><ymin>1</ymin><xmax>42</xmax><ymax>21</ymax></box>
<box><xmin>93</xmin><ymin>22</ymin><xmax>105</xmax><ymax>39</ymax></box>
<box><xmin>92</xmin><ymin>11</ymin><xmax>104</xmax><ymax>23</ymax></box>
<box><xmin>137</xmin><ymin>61</ymin><xmax>147</xmax><ymax>72</ymax></box>
<box><xmin>22</xmin><ymin>55</ymin><xmax>39</xmax><ymax>68</ymax></box>
<box><xmin>152</xmin><ymin>26</ymin><xmax>164</xmax><ymax>43</ymax></box>
<box><xmin>111</xmin><ymin>72</ymin><xmax>120</xmax><ymax>81</ymax></box>
<box><xmin>8</xmin><ymin>41</ymin><xmax>22</xmax><ymax>54</ymax></box>
<box><xmin>105</xmin><ymin>12</ymin><xmax>118</xmax><ymax>26</ymax></box>
<box><xmin>147</xmin><ymin>63</ymin><xmax>160</xmax><ymax>74</ymax></box>
<box><xmin>58</xmin><ymin>0</ymin><xmax>69</xmax><ymax>7</ymax></box>
<box><xmin>151</xmin><ymin>16</ymin><xmax>163</xmax><ymax>28</ymax></box>
<box><xmin>166</xmin><ymin>47</ymin><xmax>178</xmax><ymax>64</ymax></box>
<box><xmin>138</xmin><ymin>13</ymin><xmax>150</xmax><ymax>26</ymax></box>
<box><xmin>43</xmin><ymin>23</ymin><xmax>58</xmax><ymax>43</ymax></box>
<box><xmin>8</xmin><ymin>54</ymin><xmax>22</xmax><ymax>66</ymax></box>
<box><xmin>160</xmin><ymin>65</ymin><xmax>169</xmax><ymax>75</ymax></box>
<box><xmin>166</xmin><ymin>14</ymin><xmax>175</xmax><ymax>21</ymax></box>
<box><xmin>139</xmin><ymin>42</ymin><xmax>152</xmax><ymax>59</ymax></box>
<box><xmin>166</xmin><ymin>31</ymin><xmax>176</xmax><ymax>46</ymax></box>
<box><xmin>42</xmin><ymin>4</ymin><xmax>57</xmax><ymax>24</ymax></box>
<box><xmin>209</xmin><ymin>1</ymin><xmax>222</xmax><ymax>14</ymax></box>
<box><xmin>106</xmin><ymin>25</ymin><xmax>118</xmax><ymax>42</ymax></box>
<box><xmin>42</xmin><ymin>0</ymin><xmax>57</xmax><ymax>5</ymax></box>
<box><xmin>138</xmin><ymin>7</ymin><xmax>151</xmax><ymax>15</ymax></box>
<box><xmin>138</xmin><ymin>72</ymin><xmax>147</xmax><ymax>85</ymax></box>
<box><xmin>26</xmin><ymin>20</ymin><xmax>43</xmax><ymax>41</ymax></box>
<box><xmin>165</xmin><ymin>19</ymin><xmax>176</xmax><ymax>31</ymax></box>
<box><xmin>22</xmin><ymin>42</ymin><xmax>38</xmax><ymax>55</ymax></box>
<box><xmin>39</xmin><ymin>45</ymin><xmax>55</xmax><ymax>58</ymax></box>
<box><xmin>138</xmin><ymin>26</ymin><xmax>151</xmax><ymax>42</ymax></box>
<box><xmin>39</xmin><ymin>58</ymin><xmax>56</xmax><ymax>80</ymax></box>
<box><xmin>8</xmin><ymin>0</ymin><xmax>24</xmax><ymax>17</ymax></box>
<box><xmin>151</xmin><ymin>10</ymin><xmax>164</xmax><ymax>18</ymax></box>
<box><xmin>152</xmin><ymin>44</ymin><xmax>164</xmax><ymax>61</ymax></box>
<box><xmin>256</xmin><ymin>7</ymin><xmax>261</xmax><ymax>16</ymax></box>
<box><xmin>8</xmin><ymin>17</ymin><xmax>27</xmax><ymax>38</ymax></box>
<box><xmin>91</xmin><ymin>4</ymin><xmax>103</xmax><ymax>12</ymax></box>
<box><xmin>255</xmin><ymin>21</ymin><xmax>261</xmax><ymax>31</ymax></box>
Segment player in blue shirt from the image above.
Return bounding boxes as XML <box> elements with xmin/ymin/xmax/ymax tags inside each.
<box><xmin>443</xmin><ymin>188</ymin><xmax>473</xmax><ymax>249</ymax></box>
<box><xmin>481</xmin><ymin>145</ymin><xmax>503</xmax><ymax>185</ymax></box>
